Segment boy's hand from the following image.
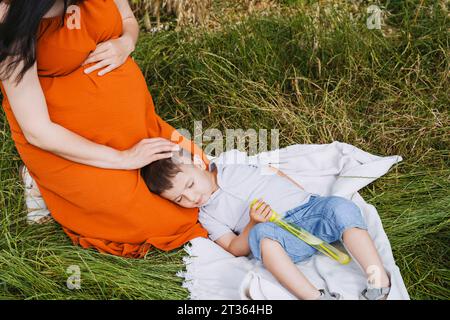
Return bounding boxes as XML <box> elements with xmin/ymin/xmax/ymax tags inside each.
<box><xmin>249</xmin><ymin>199</ymin><xmax>273</xmax><ymax>224</ymax></box>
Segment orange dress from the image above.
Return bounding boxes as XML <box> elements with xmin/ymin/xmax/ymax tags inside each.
<box><xmin>0</xmin><ymin>0</ymin><xmax>209</xmax><ymax>257</ymax></box>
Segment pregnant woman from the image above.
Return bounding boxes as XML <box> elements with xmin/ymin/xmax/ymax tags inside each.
<box><xmin>0</xmin><ymin>0</ymin><xmax>209</xmax><ymax>257</ymax></box>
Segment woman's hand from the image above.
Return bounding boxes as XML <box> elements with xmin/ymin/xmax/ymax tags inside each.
<box><xmin>119</xmin><ymin>138</ymin><xmax>180</xmax><ymax>170</ymax></box>
<box><xmin>249</xmin><ymin>199</ymin><xmax>273</xmax><ymax>224</ymax></box>
<box><xmin>82</xmin><ymin>36</ymin><xmax>134</xmax><ymax>76</ymax></box>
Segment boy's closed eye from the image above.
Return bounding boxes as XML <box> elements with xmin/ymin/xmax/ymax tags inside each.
<box><xmin>175</xmin><ymin>180</ymin><xmax>195</xmax><ymax>202</ymax></box>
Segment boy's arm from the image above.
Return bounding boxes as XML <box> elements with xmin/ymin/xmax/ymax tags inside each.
<box><xmin>215</xmin><ymin>222</ymin><xmax>256</xmax><ymax>257</ymax></box>
<box><xmin>215</xmin><ymin>199</ymin><xmax>273</xmax><ymax>257</ymax></box>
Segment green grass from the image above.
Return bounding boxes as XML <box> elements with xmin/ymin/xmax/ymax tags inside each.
<box><xmin>1</xmin><ymin>0</ymin><xmax>449</xmax><ymax>299</ymax></box>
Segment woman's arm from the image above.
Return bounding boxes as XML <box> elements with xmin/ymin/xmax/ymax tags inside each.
<box><xmin>1</xmin><ymin>60</ymin><xmax>127</xmax><ymax>169</ymax></box>
<box><xmin>114</xmin><ymin>0</ymin><xmax>139</xmax><ymax>54</ymax></box>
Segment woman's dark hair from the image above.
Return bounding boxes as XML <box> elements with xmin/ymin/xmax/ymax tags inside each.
<box><xmin>0</xmin><ymin>0</ymin><xmax>84</xmax><ymax>84</ymax></box>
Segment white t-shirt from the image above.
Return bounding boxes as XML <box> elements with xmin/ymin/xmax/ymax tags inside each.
<box><xmin>199</xmin><ymin>151</ymin><xmax>312</xmax><ymax>241</ymax></box>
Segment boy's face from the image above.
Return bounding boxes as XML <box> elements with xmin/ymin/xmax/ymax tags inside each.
<box><xmin>161</xmin><ymin>160</ymin><xmax>218</xmax><ymax>208</ymax></box>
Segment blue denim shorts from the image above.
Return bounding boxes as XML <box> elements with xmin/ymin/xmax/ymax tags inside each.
<box><xmin>248</xmin><ymin>195</ymin><xmax>368</xmax><ymax>263</ymax></box>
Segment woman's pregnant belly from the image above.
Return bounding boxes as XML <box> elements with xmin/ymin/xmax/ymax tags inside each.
<box><xmin>9</xmin><ymin>57</ymin><xmax>156</xmax><ymax>207</ymax></box>
<box><xmin>38</xmin><ymin>57</ymin><xmax>152</xmax><ymax>151</ymax></box>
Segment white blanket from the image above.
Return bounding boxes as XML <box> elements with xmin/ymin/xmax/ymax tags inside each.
<box><xmin>177</xmin><ymin>141</ymin><xmax>410</xmax><ymax>300</ymax></box>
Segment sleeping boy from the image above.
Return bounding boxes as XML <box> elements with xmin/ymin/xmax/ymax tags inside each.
<box><xmin>140</xmin><ymin>148</ymin><xmax>391</xmax><ymax>300</ymax></box>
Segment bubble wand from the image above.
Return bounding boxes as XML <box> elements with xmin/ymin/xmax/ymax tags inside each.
<box><xmin>250</xmin><ymin>199</ymin><xmax>351</xmax><ymax>265</ymax></box>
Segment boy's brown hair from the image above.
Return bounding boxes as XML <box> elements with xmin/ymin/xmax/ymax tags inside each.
<box><xmin>140</xmin><ymin>148</ymin><xmax>192</xmax><ymax>195</ymax></box>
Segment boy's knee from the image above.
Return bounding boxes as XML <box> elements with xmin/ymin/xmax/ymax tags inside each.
<box><xmin>260</xmin><ymin>237</ymin><xmax>279</xmax><ymax>250</ymax></box>
<box><xmin>248</xmin><ymin>222</ymin><xmax>279</xmax><ymax>260</ymax></box>
<box><xmin>328</xmin><ymin>197</ymin><xmax>366</xmax><ymax>231</ymax></box>
<box><xmin>249</xmin><ymin>222</ymin><xmax>278</xmax><ymax>241</ymax></box>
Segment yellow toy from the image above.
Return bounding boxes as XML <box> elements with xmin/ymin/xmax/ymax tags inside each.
<box><xmin>250</xmin><ymin>199</ymin><xmax>351</xmax><ymax>265</ymax></box>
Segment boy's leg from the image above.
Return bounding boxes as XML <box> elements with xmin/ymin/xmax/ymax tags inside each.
<box><xmin>248</xmin><ymin>222</ymin><xmax>323</xmax><ymax>300</ymax></box>
<box><xmin>308</xmin><ymin>196</ymin><xmax>391</xmax><ymax>290</ymax></box>
<box><xmin>342</xmin><ymin>228</ymin><xmax>390</xmax><ymax>288</ymax></box>
<box><xmin>260</xmin><ymin>238</ymin><xmax>321</xmax><ymax>300</ymax></box>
